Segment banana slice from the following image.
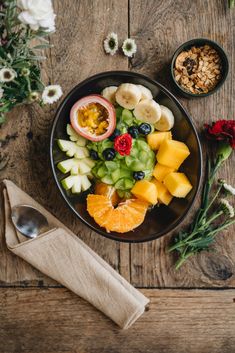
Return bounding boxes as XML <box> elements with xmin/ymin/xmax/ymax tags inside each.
<box><xmin>101</xmin><ymin>86</ymin><xmax>117</xmax><ymax>104</ymax></box>
<box><xmin>133</xmin><ymin>99</ymin><xmax>161</xmax><ymax>123</ymax></box>
<box><xmin>115</xmin><ymin>83</ymin><xmax>141</xmax><ymax>109</ymax></box>
<box><xmin>154</xmin><ymin>105</ymin><xmax>175</xmax><ymax>131</ymax></box>
<box><xmin>137</xmin><ymin>85</ymin><xmax>153</xmax><ymax>100</ymax></box>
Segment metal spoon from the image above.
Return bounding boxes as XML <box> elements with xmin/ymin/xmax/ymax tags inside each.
<box><xmin>11</xmin><ymin>205</ymin><xmax>49</xmax><ymax>239</ymax></box>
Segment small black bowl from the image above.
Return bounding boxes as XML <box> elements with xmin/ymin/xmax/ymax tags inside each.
<box><xmin>171</xmin><ymin>38</ymin><xmax>229</xmax><ymax>98</ymax></box>
<box><xmin>50</xmin><ymin>71</ymin><xmax>202</xmax><ymax>243</ymax></box>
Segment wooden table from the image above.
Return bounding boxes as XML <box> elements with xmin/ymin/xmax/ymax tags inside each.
<box><xmin>0</xmin><ymin>1</ymin><xmax>235</xmax><ymax>352</ymax></box>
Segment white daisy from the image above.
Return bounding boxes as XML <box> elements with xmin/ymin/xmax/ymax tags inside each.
<box><xmin>103</xmin><ymin>32</ymin><xmax>118</xmax><ymax>56</ymax></box>
<box><xmin>0</xmin><ymin>68</ymin><xmax>17</xmax><ymax>82</ymax></box>
<box><xmin>0</xmin><ymin>87</ymin><xmax>4</xmax><ymax>99</ymax></box>
<box><xmin>122</xmin><ymin>38</ymin><xmax>137</xmax><ymax>57</ymax></box>
<box><xmin>220</xmin><ymin>198</ymin><xmax>234</xmax><ymax>218</ymax></box>
<box><xmin>223</xmin><ymin>183</ymin><xmax>235</xmax><ymax>196</ymax></box>
<box><xmin>29</xmin><ymin>91</ymin><xmax>40</xmax><ymax>102</ymax></box>
<box><xmin>42</xmin><ymin>85</ymin><xmax>63</xmax><ymax>104</ymax></box>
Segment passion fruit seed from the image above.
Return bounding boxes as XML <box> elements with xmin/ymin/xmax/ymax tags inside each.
<box><xmin>77</xmin><ymin>103</ymin><xmax>109</xmax><ymax>136</ymax></box>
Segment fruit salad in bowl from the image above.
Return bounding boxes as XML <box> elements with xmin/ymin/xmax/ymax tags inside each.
<box><xmin>50</xmin><ymin>71</ymin><xmax>202</xmax><ymax>242</ymax></box>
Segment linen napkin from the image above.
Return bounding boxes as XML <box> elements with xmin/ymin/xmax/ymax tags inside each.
<box><xmin>2</xmin><ymin>179</ymin><xmax>149</xmax><ymax>329</ymax></box>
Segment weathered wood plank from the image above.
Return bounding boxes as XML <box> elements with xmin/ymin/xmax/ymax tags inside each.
<box><xmin>0</xmin><ymin>287</ymin><xmax>235</xmax><ymax>353</ymax></box>
<box><xmin>129</xmin><ymin>0</ymin><xmax>235</xmax><ymax>287</ymax></box>
<box><xmin>0</xmin><ymin>0</ymin><xmax>129</xmax><ymax>285</ymax></box>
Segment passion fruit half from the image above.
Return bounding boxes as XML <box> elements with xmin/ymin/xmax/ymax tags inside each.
<box><xmin>70</xmin><ymin>94</ymin><xmax>116</xmax><ymax>142</ymax></box>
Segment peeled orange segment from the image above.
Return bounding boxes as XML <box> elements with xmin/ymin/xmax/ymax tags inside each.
<box><xmin>95</xmin><ymin>182</ymin><xmax>120</xmax><ymax>206</ymax></box>
<box><xmin>87</xmin><ymin>194</ymin><xmax>112</xmax><ymax>217</ymax></box>
<box><xmin>87</xmin><ymin>195</ymin><xmax>149</xmax><ymax>233</ymax></box>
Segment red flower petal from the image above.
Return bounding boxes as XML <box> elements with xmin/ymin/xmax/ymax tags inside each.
<box><xmin>114</xmin><ymin>133</ymin><xmax>132</xmax><ymax>156</ymax></box>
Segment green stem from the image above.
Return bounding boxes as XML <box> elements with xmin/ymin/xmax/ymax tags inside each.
<box><xmin>229</xmin><ymin>0</ymin><xmax>235</xmax><ymax>8</ymax></box>
<box><xmin>169</xmin><ymin>210</ymin><xmax>224</xmax><ymax>252</ymax></box>
<box><xmin>175</xmin><ymin>251</ymin><xmax>194</xmax><ymax>270</ymax></box>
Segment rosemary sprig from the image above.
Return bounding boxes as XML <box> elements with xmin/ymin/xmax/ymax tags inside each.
<box><xmin>169</xmin><ymin>142</ymin><xmax>235</xmax><ymax>269</ymax></box>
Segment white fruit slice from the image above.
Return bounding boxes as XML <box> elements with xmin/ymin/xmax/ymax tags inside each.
<box><xmin>154</xmin><ymin>105</ymin><xmax>175</xmax><ymax>131</ymax></box>
<box><xmin>57</xmin><ymin>158</ymin><xmax>79</xmax><ymax>174</ymax></box>
<box><xmin>79</xmin><ymin>161</ymin><xmax>91</xmax><ymax>174</ymax></box>
<box><xmin>101</xmin><ymin>86</ymin><xmax>117</xmax><ymax>104</ymax></box>
<box><xmin>61</xmin><ymin>174</ymin><xmax>91</xmax><ymax>193</ymax></box>
<box><xmin>137</xmin><ymin>85</ymin><xmax>153</xmax><ymax>100</ymax></box>
<box><xmin>61</xmin><ymin>175</ymin><xmax>80</xmax><ymax>191</ymax></box>
<box><xmin>66</xmin><ymin>124</ymin><xmax>86</xmax><ymax>146</ymax></box>
<box><xmin>115</xmin><ymin>83</ymin><xmax>141</xmax><ymax>109</ymax></box>
<box><xmin>81</xmin><ymin>175</ymin><xmax>92</xmax><ymax>191</ymax></box>
<box><xmin>57</xmin><ymin>140</ymin><xmax>89</xmax><ymax>159</ymax></box>
<box><xmin>133</xmin><ymin>99</ymin><xmax>161</xmax><ymax>123</ymax></box>
<box><xmin>82</xmin><ymin>157</ymin><xmax>95</xmax><ymax>168</ymax></box>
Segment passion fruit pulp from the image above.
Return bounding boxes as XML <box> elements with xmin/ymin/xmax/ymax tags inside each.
<box><xmin>70</xmin><ymin>94</ymin><xmax>116</xmax><ymax>142</ymax></box>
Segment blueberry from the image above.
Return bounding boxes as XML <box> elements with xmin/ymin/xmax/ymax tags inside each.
<box><xmin>133</xmin><ymin>171</ymin><xmax>145</xmax><ymax>181</ymax></box>
<box><xmin>128</xmin><ymin>125</ymin><xmax>139</xmax><ymax>138</ymax></box>
<box><xmin>109</xmin><ymin>128</ymin><xmax>121</xmax><ymax>141</ymax></box>
<box><xmin>90</xmin><ymin>149</ymin><xmax>99</xmax><ymax>160</ymax></box>
<box><xmin>103</xmin><ymin>148</ymin><xmax>116</xmax><ymax>161</ymax></box>
<box><xmin>138</xmin><ymin>123</ymin><xmax>151</xmax><ymax>135</ymax></box>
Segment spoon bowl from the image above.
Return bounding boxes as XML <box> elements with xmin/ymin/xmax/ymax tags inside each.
<box><xmin>11</xmin><ymin>205</ymin><xmax>49</xmax><ymax>239</ymax></box>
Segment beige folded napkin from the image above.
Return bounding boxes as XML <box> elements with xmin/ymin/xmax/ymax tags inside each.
<box><xmin>2</xmin><ymin>179</ymin><xmax>149</xmax><ymax>329</ymax></box>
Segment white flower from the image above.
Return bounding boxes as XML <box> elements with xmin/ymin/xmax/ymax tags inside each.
<box><xmin>103</xmin><ymin>32</ymin><xmax>118</xmax><ymax>56</ymax></box>
<box><xmin>0</xmin><ymin>68</ymin><xmax>17</xmax><ymax>82</ymax></box>
<box><xmin>122</xmin><ymin>38</ymin><xmax>137</xmax><ymax>57</ymax></box>
<box><xmin>17</xmin><ymin>0</ymin><xmax>56</xmax><ymax>32</ymax></box>
<box><xmin>223</xmin><ymin>183</ymin><xmax>235</xmax><ymax>196</ymax></box>
<box><xmin>220</xmin><ymin>198</ymin><xmax>234</xmax><ymax>218</ymax></box>
<box><xmin>42</xmin><ymin>85</ymin><xmax>63</xmax><ymax>104</ymax></box>
<box><xmin>0</xmin><ymin>87</ymin><xmax>4</xmax><ymax>99</ymax></box>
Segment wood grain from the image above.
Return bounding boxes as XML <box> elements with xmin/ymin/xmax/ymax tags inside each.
<box><xmin>0</xmin><ymin>0</ymin><xmax>234</xmax><ymax>290</ymax></box>
<box><xmin>0</xmin><ymin>0</ymin><xmax>130</xmax><ymax>285</ymax></box>
<box><xmin>129</xmin><ymin>0</ymin><xmax>235</xmax><ymax>287</ymax></box>
<box><xmin>0</xmin><ymin>287</ymin><xmax>235</xmax><ymax>353</ymax></box>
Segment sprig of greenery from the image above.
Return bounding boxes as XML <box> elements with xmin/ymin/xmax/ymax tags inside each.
<box><xmin>169</xmin><ymin>142</ymin><xmax>235</xmax><ymax>269</ymax></box>
<box><xmin>0</xmin><ymin>0</ymin><xmax>52</xmax><ymax>124</ymax></box>
<box><xmin>229</xmin><ymin>0</ymin><xmax>235</xmax><ymax>8</ymax></box>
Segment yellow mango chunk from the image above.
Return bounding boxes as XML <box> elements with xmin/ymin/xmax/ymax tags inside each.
<box><xmin>147</xmin><ymin>131</ymin><xmax>172</xmax><ymax>150</ymax></box>
<box><xmin>131</xmin><ymin>180</ymin><xmax>158</xmax><ymax>205</ymax></box>
<box><xmin>156</xmin><ymin>139</ymin><xmax>190</xmax><ymax>169</ymax></box>
<box><xmin>151</xmin><ymin>179</ymin><xmax>173</xmax><ymax>205</ymax></box>
<box><xmin>153</xmin><ymin>163</ymin><xmax>175</xmax><ymax>182</ymax></box>
<box><xmin>164</xmin><ymin>172</ymin><xmax>193</xmax><ymax>198</ymax></box>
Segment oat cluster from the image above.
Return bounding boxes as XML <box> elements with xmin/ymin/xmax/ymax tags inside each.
<box><xmin>174</xmin><ymin>45</ymin><xmax>222</xmax><ymax>94</ymax></box>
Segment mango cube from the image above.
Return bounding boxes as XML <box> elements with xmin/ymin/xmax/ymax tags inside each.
<box><xmin>164</xmin><ymin>172</ymin><xmax>192</xmax><ymax>198</ymax></box>
<box><xmin>147</xmin><ymin>131</ymin><xmax>172</xmax><ymax>150</ymax></box>
<box><xmin>131</xmin><ymin>180</ymin><xmax>158</xmax><ymax>205</ymax></box>
<box><xmin>156</xmin><ymin>139</ymin><xmax>190</xmax><ymax>169</ymax></box>
<box><xmin>151</xmin><ymin>179</ymin><xmax>173</xmax><ymax>205</ymax></box>
<box><xmin>153</xmin><ymin>163</ymin><xmax>175</xmax><ymax>182</ymax></box>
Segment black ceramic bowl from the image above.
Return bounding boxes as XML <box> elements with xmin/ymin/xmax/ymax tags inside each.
<box><xmin>50</xmin><ymin>71</ymin><xmax>202</xmax><ymax>243</ymax></box>
<box><xmin>171</xmin><ymin>38</ymin><xmax>229</xmax><ymax>98</ymax></box>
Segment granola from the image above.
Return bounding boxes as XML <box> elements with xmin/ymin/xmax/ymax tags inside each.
<box><xmin>174</xmin><ymin>45</ymin><xmax>222</xmax><ymax>94</ymax></box>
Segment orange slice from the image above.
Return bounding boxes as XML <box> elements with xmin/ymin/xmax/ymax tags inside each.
<box><xmin>95</xmin><ymin>182</ymin><xmax>120</xmax><ymax>206</ymax></box>
<box><xmin>87</xmin><ymin>194</ymin><xmax>149</xmax><ymax>233</ymax></box>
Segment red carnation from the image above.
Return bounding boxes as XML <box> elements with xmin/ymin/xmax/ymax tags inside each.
<box><xmin>204</xmin><ymin>120</ymin><xmax>235</xmax><ymax>149</ymax></box>
<box><xmin>114</xmin><ymin>133</ymin><xmax>132</xmax><ymax>156</ymax></box>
